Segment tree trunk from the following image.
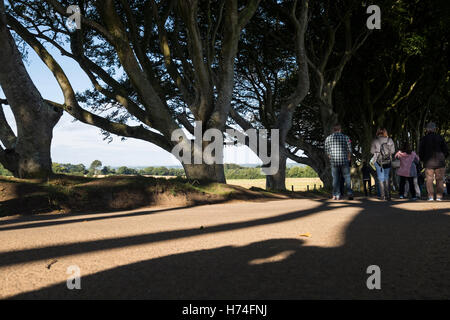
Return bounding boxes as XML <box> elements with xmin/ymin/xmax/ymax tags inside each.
<box><xmin>183</xmin><ymin>163</ymin><xmax>226</xmax><ymax>183</ymax></box>
<box><xmin>309</xmin><ymin>158</ymin><xmax>332</xmax><ymax>191</ymax></box>
<box><xmin>265</xmin><ymin>151</ymin><xmax>287</xmax><ymax>191</ymax></box>
<box><xmin>316</xmin><ymin>164</ymin><xmax>332</xmax><ymax>190</ymax></box>
<box><xmin>0</xmin><ymin>148</ymin><xmax>18</xmax><ymax>175</ymax></box>
<box><xmin>15</xmin><ymin>121</ymin><xmax>57</xmax><ymax>178</ymax></box>
<box><xmin>305</xmin><ymin>148</ymin><xmax>332</xmax><ymax>190</ymax></box>
<box><xmin>319</xmin><ymin>100</ymin><xmax>339</xmax><ymax>138</ymax></box>
<box><xmin>0</xmin><ymin>6</ymin><xmax>62</xmax><ymax>178</ymax></box>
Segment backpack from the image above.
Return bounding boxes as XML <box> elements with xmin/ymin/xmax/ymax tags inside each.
<box><xmin>377</xmin><ymin>140</ymin><xmax>392</xmax><ymax>166</ymax></box>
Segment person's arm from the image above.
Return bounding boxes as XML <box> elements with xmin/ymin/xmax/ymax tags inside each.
<box><xmin>370</xmin><ymin>139</ymin><xmax>377</xmax><ymax>155</ymax></box>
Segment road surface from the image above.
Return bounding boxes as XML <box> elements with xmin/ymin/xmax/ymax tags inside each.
<box><xmin>0</xmin><ymin>198</ymin><xmax>449</xmax><ymax>299</ymax></box>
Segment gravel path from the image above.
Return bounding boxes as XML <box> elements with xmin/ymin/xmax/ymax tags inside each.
<box><xmin>0</xmin><ymin>198</ymin><xmax>449</xmax><ymax>299</ymax></box>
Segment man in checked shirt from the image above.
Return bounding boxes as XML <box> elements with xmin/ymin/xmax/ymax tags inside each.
<box><xmin>325</xmin><ymin>124</ymin><xmax>354</xmax><ymax>200</ymax></box>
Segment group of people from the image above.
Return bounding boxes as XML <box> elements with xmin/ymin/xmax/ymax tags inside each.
<box><xmin>324</xmin><ymin>122</ymin><xmax>448</xmax><ymax>201</ymax></box>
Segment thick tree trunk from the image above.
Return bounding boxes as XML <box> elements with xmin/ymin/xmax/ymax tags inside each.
<box><xmin>177</xmin><ymin>135</ymin><xmax>226</xmax><ymax>183</ymax></box>
<box><xmin>315</xmin><ymin>164</ymin><xmax>332</xmax><ymax>190</ymax></box>
<box><xmin>183</xmin><ymin>163</ymin><xmax>226</xmax><ymax>183</ymax></box>
<box><xmin>0</xmin><ymin>6</ymin><xmax>61</xmax><ymax>178</ymax></box>
<box><xmin>0</xmin><ymin>148</ymin><xmax>18</xmax><ymax>175</ymax></box>
<box><xmin>319</xmin><ymin>100</ymin><xmax>339</xmax><ymax>138</ymax></box>
<box><xmin>0</xmin><ymin>107</ymin><xmax>59</xmax><ymax>179</ymax></box>
<box><xmin>265</xmin><ymin>151</ymin><xmax>287</xmax><ymax>191</ymax></box>
<box><xmin>305</xmin><ymin>148</ymin><xmax>332</xmax><ymax>190</ymax></box>
<box><xmin>309</xmin><ymin>158</ymin><xmax>332</xmax><ymax>190</ymax></box>
<box><xmin>14</xmin><ymin>121</ymin><xmax>57</xmax><ymax>178</ymax></box>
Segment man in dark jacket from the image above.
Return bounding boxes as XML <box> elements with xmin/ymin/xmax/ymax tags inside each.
<box><xmin>419</xmin><ymin>122</ymin><xmax>449</xmax><ymax>201</ymax></box>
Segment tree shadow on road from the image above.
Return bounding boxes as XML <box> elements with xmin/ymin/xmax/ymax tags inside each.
<box><xmin>0</xmin><ymin>200</ymin><xmax>336</xmax><ymax>267</ymax></box>
<box><xmin>7</xmin><ymin>199</ymin><xmax>450</xmax><ymax>299</ymax></box>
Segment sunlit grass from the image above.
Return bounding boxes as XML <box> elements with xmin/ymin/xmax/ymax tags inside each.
<box><xmin>227</xmin><ymin>178</ymin><xmax>323</xmax><ymax>191</ymax></box>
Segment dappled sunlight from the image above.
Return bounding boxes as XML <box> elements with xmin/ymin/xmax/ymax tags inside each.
<box><xmin>248</xmin><ymin>250</ymin><xmax>295</xmax><ymax>265</ymax></box>
<box><xmin>0</xmin><ymin>199</ymin><xmax>329</xmax><ymax>298</ymax></box>
<box><xmin>388</xmin><ymin>201</ymin><xmax>450</xmax><ymax>213</ymax></box>
<box><xmin>1</xmin><ymin>198</ymin><xmax>450</xmax><ymax>299</ymax></box>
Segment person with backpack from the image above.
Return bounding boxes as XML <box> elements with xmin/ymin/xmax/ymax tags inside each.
<box><xmin>370</xmin><ymin>128</ymin><xmax>395</xmax><ymax>200</ymax></box>
<box><xmin>418</xmin><ymin>122</ymin><xmax>449</xmax><ymax>201</ymax></box>
<box><xmin>325</xmin><ymin>124</ymin><xmax>354</xmax><ymax>200</ymax></box>
<box><xmin>394</xmin><ymin>142</ymin><xmax>419</xmax><ymax>200</ymax></box>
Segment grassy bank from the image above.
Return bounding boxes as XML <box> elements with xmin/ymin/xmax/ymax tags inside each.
<box><xmin>0</xmin><ymin>175</ymin><xmax>287</xmax><ymax>217</ymax></box>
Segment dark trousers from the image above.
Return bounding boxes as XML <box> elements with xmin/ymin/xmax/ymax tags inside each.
<box><xmin>399</xmin><ymin>176</ymin><xmax>416</xmax><ymax>198</ymax></box>
<box><xmin>363</xmin><ymin>179</ymin><xmax>372</xmax><ymax>196</ymax></box>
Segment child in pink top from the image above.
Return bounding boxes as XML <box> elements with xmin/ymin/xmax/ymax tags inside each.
<box><xmin>395</xmin><ymin>143</ymin><xmax>419</xmax><ymax>200</ymax></box>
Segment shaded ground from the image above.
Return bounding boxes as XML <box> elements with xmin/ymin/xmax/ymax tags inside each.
<box><xmin>0</xmin><ymin>197</ymin><xmax>449</xmax><ymax>299</ymax></box>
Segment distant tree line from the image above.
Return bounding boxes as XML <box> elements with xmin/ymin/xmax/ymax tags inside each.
<box><xmin>224</xmin><ymin>164</ymin><xmax>317</xmax><ymax>179</ymax></box>
<box><xmin>7</xmin><ymin>161</ymin><xmax>318</xmax><ymax>180</ymax></box>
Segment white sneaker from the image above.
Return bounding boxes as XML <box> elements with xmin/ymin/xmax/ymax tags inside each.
<box><xmin>436</xmin><ymin>198</ymin><xmax>442</xmax><ymax>201</ymax></box>
<box><xmin>428</xmin><ymin>198</ymin><xmax>434</xmax><ymax>201</ymax></box>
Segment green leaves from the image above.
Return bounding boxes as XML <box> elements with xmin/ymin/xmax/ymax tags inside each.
<box><xmin>400</xmin><ymin>34</ymin><xmax>426</xmax><ymax>56</ymax></box>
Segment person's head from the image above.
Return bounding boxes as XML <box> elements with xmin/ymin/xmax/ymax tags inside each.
<box><xmin>332</xmin><ymin>124</ymin><xmax>342</xmax><ymax>133</ymax></box>
<box><xmin>425</xmin><ymin>122</ymin><xmax>437</xmax><ymax>133</ymax></box>
<box><xmin>401</xmin><ymin>142</ymin><xmax>412</xmax><ymax>154</ymax></box>
<box><xmin>376</xmin><ymin>128</ymin><xmax>388</xmax><ymax>137</ymax></box>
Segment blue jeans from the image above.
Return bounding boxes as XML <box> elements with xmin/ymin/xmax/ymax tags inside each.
<box><xmin>331</xmin><ymin>165</ymin><xmax>353</xmax><ymax>197</ymax></box>
<box><xmin>375</xmin><ymin>162</ymin><xmax>390</xmax><ymax>183</ymax></box>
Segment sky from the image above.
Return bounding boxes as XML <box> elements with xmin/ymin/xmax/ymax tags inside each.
<box><xmin>0</xmin><ymin>41</ymin><xmax>276</xmax><ymax>168</ymax></box>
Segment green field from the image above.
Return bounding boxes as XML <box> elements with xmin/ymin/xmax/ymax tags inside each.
<box><xmin>227</xmin><ymin>177</ymin><xmax>323</xmax><ymax>191</ymax></box>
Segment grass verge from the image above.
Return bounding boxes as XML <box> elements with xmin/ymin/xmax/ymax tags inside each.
<box><xmin>0</xmin><ymin>175</ymin><xmax>294</xmax><ymax>217</ymax></box>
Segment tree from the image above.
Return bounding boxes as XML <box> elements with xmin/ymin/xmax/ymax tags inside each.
<box><xmin>284</xmin><ymin>0</ymin><xmax>373</xmax><ymax>189</ymax></box>
<box><xmin>231</xmin><ymin>1</ymin><xmax>374</xmax><ymax>190</ymax></box>
<box><xmin>0</xmin><ymin>0</ymin><xmax>62</xmax><ymax>178</ymax></box>
<box><xmin>287</xmin><ymin>0</ymin><xmax>449</xmax><ymax>189</ymax></box>
<box><xmin>117</xmin><ymin>166</ymin><xmax>137</xmax><ymax>175</ymax></box>
<box><xmin>101</xmin><ymin>166</ymin><xmax>115</xmax><ymax>175</ymax></box>
<box><xmin>89</xmin><ymin>160</ymin><xmax>102</xmax><ymax>175</ymax></box>
<box><xmin>286</xmin><ymin>165</ymin><xmax>318</xmax><ymax>178</ymax></box>
<box><xmin>230</xmin><ymin>0</ymin><xmax>310</xmax><ymax>190</ymax></box>
<box><xmin>333</xmin><ymin>0</ymin><xmax>449</xmax><ymax>161</ymax></box>
<box><xmin>53</xmin><ymin>162</ymin><xmax>87</xmax><ymax>175</ymax></box>
<box><xmin>7</xmin><ymin>0</ymin><xmax>260</xmax><ymax>183</ymax></box>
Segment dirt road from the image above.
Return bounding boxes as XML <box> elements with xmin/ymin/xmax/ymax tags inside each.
<box><xmin>0</xmin><ymin>198</ymin><xmax>449</xmax><ymax>299</ymax></box>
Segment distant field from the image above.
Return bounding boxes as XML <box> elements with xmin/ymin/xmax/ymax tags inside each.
<box><xmin>227</xmin><ymin>178</ymin><xmax>323</xmax><ymax>191</ymax></box>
